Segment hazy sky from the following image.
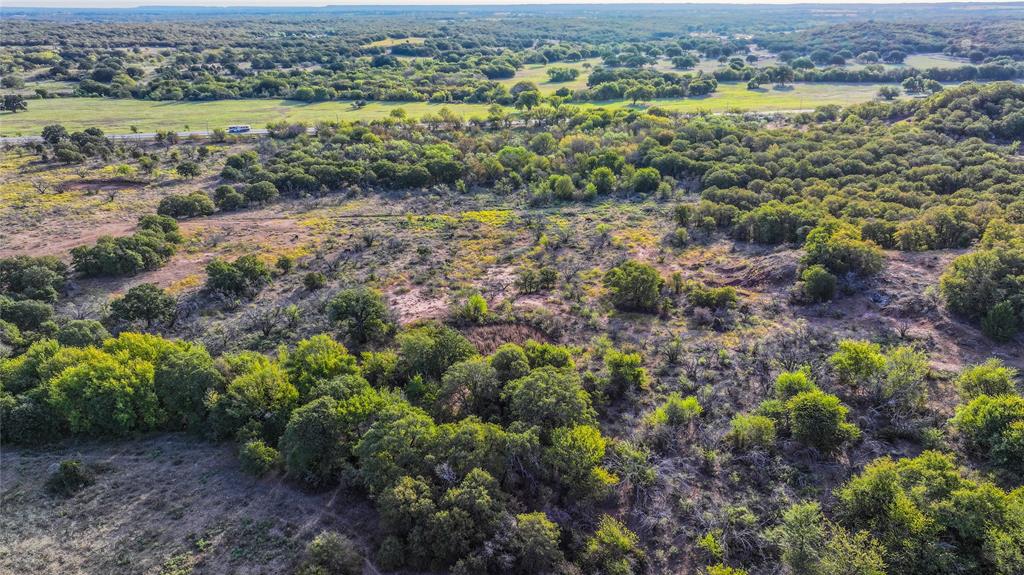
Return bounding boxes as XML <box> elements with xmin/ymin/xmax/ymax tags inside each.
<box><xmin>3</xmin><ymin>0</ymin><xmax>1019</xmax><ymax>7</ymax></box>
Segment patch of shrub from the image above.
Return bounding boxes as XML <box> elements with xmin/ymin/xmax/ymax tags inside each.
<box><xmin>0</xmin><ymin>255</ymin><xmax>67</xmax><ymax>302</ymax></box>
<box><xmin>799</xmin><ymin>264</ymin><xmax>836</xmax><ymax>302</ymax></box>
<box><xmin>157</xmin><ymin>192</ymin><xmax>215</xmax><ymax>219</ymax></box>
<box><xmin>956</xmin><ymin>359</ymin><xmax>1018</xmax><ymax>401</ymax></box>
<box><xmin>802</xmin><ymin>220</ymin><xmax>884</xmax><ymax>276</ymax></box>
<box><xmin>239</xmin><ymin>439</ymin><xmax>279</xmax><ymax>476</ymax></box>
<box><xmin>298</xmin><ymin>531</ymin><xmax>363</xmax><ymax>575</ymax></box>
<box><xmin>727</xmin><ymin>413</ymin><xmax>777</xmax><ymax>451</ymax></box>
<box><xmin>604</xmin><ymin>260</ymin><xmax>663</xmax><ymax>313</ymax></box>
<box><xmin>327</xmin><ymin>287</ymin><xmax>392</xmax><ymax>344</ymax></box>
<box><xmin>787</xmin><ymin>390</ymin><xmax>860</xmax><ymax>454</ymax></box>
<box><xmin>205</xmin><ymin>255</ymin><xmax>271</xmax><ymax>298</ymax></box>
<box><xmin>46</xmin><ymin>459</ymin><xmax>95</xmax><ymax>496</ymax></box>
<box><xmin>71</xmin><ymin>215</ymin><xmax>182</xmax><ymax>278</ymax></box>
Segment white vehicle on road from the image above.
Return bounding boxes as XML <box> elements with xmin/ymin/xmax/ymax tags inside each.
<box><xmin>226</xmin><ymin>125</ymin><xmax>251</xmax><ymax>134</ymax></box>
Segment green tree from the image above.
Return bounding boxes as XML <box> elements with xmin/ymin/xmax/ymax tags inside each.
<box><xmin>803</xmin><ymin>221</ymin><xmax>884</xmax><ymax>277</ymax></box>
<box><xmin>283</xmin><ymin>334</ymin><xmax>359</xmax><ymax>396</ymax></box>
<box><xmin>787</xmin><ymin>390</ymin><xmax>860</xmax><ymax>454</ymax></box>
<box><xmin>510</xmin><ymin>512</ymin><xmax>564</xmax><ymax>573</ymax></box>
<box><xmin>502</xmin><ymin>366</ymin><xmax>596</xmax><ymax>430</ymax></box>
<box><xmin>956</xmin><ymin>359</ymin><xmax>1018</xmax><ymax>401</ymax></box>
<box><xmin>327</xmin><ymin>287</ymin><xmax>392</xmax><ymax>344</ymax></box>
<box><xmin>206</xmin><ymin>362</ymin><xmax>298</xmax><ymax>442</ymax></box>
<box><xmin>603</xmin><ymin>260</ymin><xmax>663</xmax><ymax>313</ymax></box>
<box><xmin>396</xmin><ymin>323</ymin><xmax>476</xmax><ymax>381</ymax></box>
<box><xmin>153</xmin><ymin>343</ymin><xmax>223</xmax><ymax>430</ymax></box>
<box><xmin>768</xmin><ymin>502</ymin><xmax>826</xmax><ymax>575</ymax></box>
<box><xmin>46</xmin><ymin>351</ymin><xmax>160</xmax><ymax>436</ymax></box>
<box><xmin>109</xmin><ymin>283</ymin><xmax>176</xmax><ymax>328</ymax></box>
<box><xmin>581</xmin><ymin>515</ymin><xmax>645</xmax><ymax>575</ymax></box>
<box><xmin>280</xmin><ymin>397</ymin><xmax>349</xmax><ymax>487</ymax></box>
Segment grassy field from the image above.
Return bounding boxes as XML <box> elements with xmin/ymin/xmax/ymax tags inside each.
<box><xmin>0</xmin><ymin>83</ymin><xmax>898</xmax><ymax>136</ymax></box>
<box><xmin>498</xmin><ymin>58</ymin><xmax>601</xmax><ymax>94</ymax></box>
<box><xmin>363</xmin><ymin>36</ymin><xmax>426</xmax><ymax>48</ymax></box>
<box><xmin>902</xmin><ymin>53</ymin><xmax>972</xmax><ymax>70</ymax></box>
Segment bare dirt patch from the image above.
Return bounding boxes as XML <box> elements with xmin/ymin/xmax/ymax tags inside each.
<box><xmin>0</xmin><ymin>434</ymin><xmax>380</xmax><ymax>575</ymax></box>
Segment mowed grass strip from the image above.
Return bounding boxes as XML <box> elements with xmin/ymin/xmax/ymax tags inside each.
<box><xmin>0</xmin><ymin>82</ymin><xmax>900</xmax><ymax>136</ymax></box>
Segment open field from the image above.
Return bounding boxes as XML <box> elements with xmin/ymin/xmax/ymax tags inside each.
<box><xmin>902</xmin><ymin>53</ymin><xmax>972</xmax><ymax>70</ymax></box>
<box><xmin>1</xmin><ymin>435</ymin><xmax>378</xmax><ymax>575</ymax></box>
<box><xmin>0</xmin><ymin>82</ymin><xmax>899</xmax><ymax>136</ymax></box>
<box><xmin>498</xmin><ymin>58</ymin><xmax>601</xmax><ymax>94</ymax></box>
<box><xmin>363</xmin><ymin>36</ymin><xmax>426</xmax><ymax>48</ymax></box>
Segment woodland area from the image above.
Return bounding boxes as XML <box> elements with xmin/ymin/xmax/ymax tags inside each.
<box><xmin>1</xmin><ymin>5</ymin><xmax>1024</xmax><ymax>575</ymax></box>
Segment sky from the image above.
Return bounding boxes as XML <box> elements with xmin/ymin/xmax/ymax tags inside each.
<box><xmin>2</xmin><ymin>0</ymin><xmax>1020</xmax><ymax>7</ymax></box>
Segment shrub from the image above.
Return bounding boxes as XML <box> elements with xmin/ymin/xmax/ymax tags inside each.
<box><xmin>774</xmin><ymin>368</ymin><xmax>817</xmax><ymax>400</ymax></box>
<box><xmin>359</xmin><ymin>350</ymin><xmax>398</xmax><ymax>388</ymax></box>
<box><xmin>283</xmin><ymin>335</ymin><xmax>359</xmax><ymax>396</ymax></box>
<box><xmin>522</xmin><ymin>340</ymin><xmax>574</xmax><ymax>370</ymax></box>
<box><xmin>213</xmin><ymin>184</ymin><xmax>247</xmax><ymax>211</ymax></box>
<box><xmin>304</xmin><ymin>272</ymin><xmax>327</xmax><ymax>291</ymax></box>
<box><xmin>503</xmin><ymin>366</ymin><xmax>596</xmax><ymax>430</ymax></box>
<box><xmin>631</xmin><ymin>167</ymin><xmax>661</xmax><ymax>194</ymax></box>
<box><xmin>205</xmin><ymin>255</ymin><xmax>271</xmax><ymax>298</ymax></box>
<box><xmin>802</xmin><ymin>221</ymin><xmax>884</xmax><ymax>276</ymax></box>
<box><xmin>245</xmin><ymin>181</ymin><xmax>279</xmax><ymax>204</ymax></box>
<box><xmin>727</xmin><ymin>414</ymin><xmax>777</xmax><ymax>451</ymax></box>
<box><xmin>55</xmin><ymin>320</ymin><xmax>109</xmax><ymax>347</ymax></box>
<box><xmin>604</xmin><ymin>260</ymin><xmax>663</xmax><ymax>313</ymax></box>
<box><xmin>787</xmin><ymin>390</ymin><xmax>860</xmax><ymax>453</ymax></box>
<box><xmin>686</xmin><ymin>283</ymin><xmax>738</xmax><ymax>310</ymax></box>
<box><xmin>489</xmin><ymin>343</ymin><xmax>530</xmax><ymax>383</ymax></box>
<box><xmin>452</xmin><ymin>293</ymin><xmax>488</xmax><ymax>324</ymax></box>
<box><xmin>510</xmin><ymin>512</ymin><xmax>564</xmax><ymax>573</ymax></box>
<box><xmin>239</xmin><ymin>439</ymin><xmax>279</xmax><ymax>476</ymax></box>
<box><xmin>767</xmin><ymin>502</ymin><xmax>825</xmax><ymax>574</ymax></box>
<box><xmin>0</xmin><ymin>298</ymin><xmax>54</xmax><ymax>332</ymax></box>
<box><xmin>940</xmin><ymin>244</ymin><xmax>1024</xmax><ymax>324</ymax></box>
<box><xmin>46</xmin><ymin>459</ymin><xmax>95</xmax><ymax>496</ymax></box>
<box><xmin>952</xmin><ymin>394</ymin><xmax>1024</xmax><ymax>474</ymax></box>
<box><xmin>603</xmin><ymin>349</ymin><xmax>648</xmax><ymax>398</ymax></box>
<box><xmin>0</xmin><ymin>338</ymin><xmax>62</xmax><ymax>394</ymax></box>
<box><xmin>109</xmin><ymin>283</ymin><xmax>176</xmax><ymax>328</ymax></box>
<box><xmin>800</xmin><ymin>264</ymin><xmax>836</xmax><ymax>302</ymax></box>
<box><xmin>956</xmin><ymin>359</ymin><xmax>1018</xmax><ymax>401</ymax></box>
<box><xmin>829</xmin><ymin>340</ymin><xmax>885</xmax><ymax>389</ymax></box>
<box><xmin>355</xmin><ymin>408</ymin><xmax>439</xmax><ymax>495</ymax></box>
<box><xmin>299</xmin><ymin>531</ymin><xmax>363</xmax><ymax>575</ymax></box>
<box><xmin>327</xmin><ymin>287</ymin><xmax>392</xmax><ymax>344</ymax></box>
<box><xmin>546</xmin><ymin>424</ymin><xmax>618</xmax><ymax>499</ymax></box>
<box><xmin>646</xmin><ymin>393</ymin><xmax>702</xmax><ymax>428</ymax></box>
<box><xmin>0</xmin><ymin>255</ymin><xmax>67</xmax><ymax>302</ymax></box>
<box><xmin>836</xmin><ymin>450</ymin><xmax>1018</xmax><ymax>574</ymax></box>
<box><xmin>395</xmin><ymin>323</ymin><xmax>476</xmax><ymax>381</ymax></box>
<box><xmin>1</xmin><ymin>387</ymin><xmax>62</xmax><ymax>444</ymax></box>
<box><xmin>438</xmin><ymin>357</ymin><xmax>501</xmax><ymax>421</ymax></box>
<box><xmin>157</xmin><ymin>192</ymin><xmax>215</xmax><ymax>219</ymax></box>
<box><xmin>71</xmin><ymin>216</ymin><xmax>181</xmax><ymax>278</ymax></box>
<box><xmin>206</xmin><ymin>362</ymin><xmax>298</xmax><ymax>442</ymax></box>
<box><xmin>581</xmin><ymin>515</ymin><xmax>645</xmax><ymax>575</ymax></box>
<box><xmin>982</xmin><ymin>300</ymin><xmax>1020</xmax><ymax>342</ymax></box>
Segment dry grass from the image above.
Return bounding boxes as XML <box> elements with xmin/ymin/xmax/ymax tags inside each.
<box><xmin>0</xmin><ymin>435</ymin><xmax>379</xmax><ymax>575</ymax></box>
